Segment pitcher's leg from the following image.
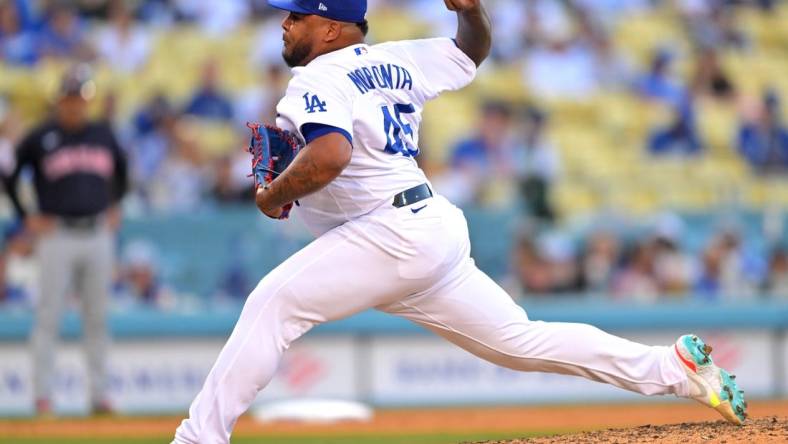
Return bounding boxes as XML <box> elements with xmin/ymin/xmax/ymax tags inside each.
<box><xmin>174</xmin><ymin>226</ymin><xmax>411</xmax><ymax>444</ymax></box>
<box><xmin>77</xmin><ymin>228</ymin><xmax>114</xmax><ymax>409</ymax></box>
<box><xmin>31</xmin><ymin>230</ymin><xmax>72</xmax><ymax>410</ymax></box>
<box><xmin>382</xmin><ymin>261</ymin><xmax>689</xmax><ymax>397</ymax></box>
<box><xmin>174</xmin><ymin>277</ymin><xmax>298</xmax><ymax>444</ymax></box>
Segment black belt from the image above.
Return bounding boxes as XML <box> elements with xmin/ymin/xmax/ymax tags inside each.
<box><xmin>60</xmin><ymin>215</ymin><xmax>100</xmax><ymax>230</ymax></box>
<box><xmin>392</xmin><ymin>184</ymin><xmax>433</xmax><ymax>208</ymax></box>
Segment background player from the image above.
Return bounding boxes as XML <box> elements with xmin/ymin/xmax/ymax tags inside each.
<box><xmin>3</xmin><ymin>65</ymin><xmax>128</xmax><ymax>416</ymax></box>
<box><xmin>174</xmin><ymin>1</ymin><xmax>746</xmax><ymax>442</ymax></box>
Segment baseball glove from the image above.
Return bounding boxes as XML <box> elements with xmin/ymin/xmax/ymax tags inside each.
<box><xmin>246</xmin><ymin>122</ymin><xmax>303</xmax><ymax>219</ymax></box>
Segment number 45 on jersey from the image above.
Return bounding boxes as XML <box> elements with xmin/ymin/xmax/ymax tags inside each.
<box><xmin>382</xmin><ymin>103</ymin><xmax>418</xmax><ymax>157</ymax></box>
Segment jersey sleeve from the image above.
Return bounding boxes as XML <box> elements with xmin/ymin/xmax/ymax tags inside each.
<box><xmin>5</xmin><ymin>128</ymin><xmax>39</xmax><ymax>218</ymax></box>
<box><xmin>393</xmin><ymin>38</ymin><xmax>477</xmax><ymax>99</ymax></box>
<box><xmin>276</xmin><ymin>69</ymin><xmax>354</xmax><ymax>143</ymax></box>
<box><xmin>105</xmin><ymin>123</ymin><xmax>129</xmax><ymax>202</ymax></box>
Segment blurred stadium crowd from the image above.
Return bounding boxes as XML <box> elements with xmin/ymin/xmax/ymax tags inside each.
<box><xmin>1</xmin><ymin>0</ymin><xmax>788</xmax><ymax>308</ymax></box>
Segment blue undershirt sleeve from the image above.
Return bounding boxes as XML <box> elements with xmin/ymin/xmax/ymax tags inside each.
<box><xmin>300</xmin><ymin>123</ymin><xmax>353</xmax><ymax>146</ymax></box>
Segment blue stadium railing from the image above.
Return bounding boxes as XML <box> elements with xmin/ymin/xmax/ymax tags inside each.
<box><xmin>0</xmin><ymin>300</ymin><xmax>786</xmax><ymax>340</ymax></box>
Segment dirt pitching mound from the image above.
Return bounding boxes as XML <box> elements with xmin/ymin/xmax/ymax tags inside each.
<box><xmin>470</xmin><ymin>416</ymin><xmax>788</xmax><ymax>444</ymax></box>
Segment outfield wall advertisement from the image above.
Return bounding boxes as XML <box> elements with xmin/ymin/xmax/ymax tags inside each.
<box><xmin>0</xmin><ymin>337</ymin><xmax>358</xmax><ymax>415</ymax></box>
<box><xmin>368</xmin><ymin>331</ymin><xmax>776</xmax><ymax>405</ymax></box>
<box><xmin>0</xmin><ymin>330</ymin><xmax>783</xmax><ymax>415</ymax></box>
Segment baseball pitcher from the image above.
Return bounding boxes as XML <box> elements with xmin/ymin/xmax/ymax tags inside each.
<box><xmin>173</xmin><ymin>1</ymin><xmax>746</xmax><ymax>442</ymax></box>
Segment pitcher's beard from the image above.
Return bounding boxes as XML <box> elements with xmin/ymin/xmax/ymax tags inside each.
<box><xmin>283</xmin><ymin>40</ymin><xmax>312</xmax><ymax>67</ymax></box>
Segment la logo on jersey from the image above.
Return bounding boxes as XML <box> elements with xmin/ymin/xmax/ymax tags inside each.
<box><xmin>303</xmin><ymin>92</ymin><xmax>327</xmax><ymax>113</ymax></box>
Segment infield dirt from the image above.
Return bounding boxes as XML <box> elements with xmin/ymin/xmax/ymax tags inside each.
<box><xmin>1</xmin><ymin>400</ymin><xmax>787</xmax><ymax>442</ymax></box>
<box><xmin>470</xmin><ymin>416</ymin><xmax>788</xmax><ymax>443</ymax></box>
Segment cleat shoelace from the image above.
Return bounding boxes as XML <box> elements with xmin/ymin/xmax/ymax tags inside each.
<box><xmin>698</xmin><ymin>344</ymin><xmax>713</xmax><ymax>364</ymax></box>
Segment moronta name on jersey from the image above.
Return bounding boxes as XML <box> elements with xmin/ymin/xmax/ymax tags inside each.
<box><xmin>346</xmin><ymin>63</ymin><xmax>414</xmax><ymax>94</ymax></box>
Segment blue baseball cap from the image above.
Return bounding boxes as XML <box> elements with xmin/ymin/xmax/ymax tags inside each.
<box><xmin>268</xmin><ymin>0</ymin><xmax>367</xmax><ymax>23</ymax></box>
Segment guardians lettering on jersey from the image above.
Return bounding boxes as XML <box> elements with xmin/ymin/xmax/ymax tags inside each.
<box><xmin>43</xmin><ymin>145</ymin><xmax>115</xmax><ymax>180</ymax></box>
<box><xmin>346</xmin><ymin>64</ymin><xmax>413</xmax><ymax>94</ymax></box>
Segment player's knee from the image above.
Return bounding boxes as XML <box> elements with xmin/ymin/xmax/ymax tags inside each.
<box><xmin>246</xmin><ymin>273</ymin><xmax>290</xmax><ymax>306</ymax></box>
<box><xmin>244</xmin><ymin>278</ymin><xmax>315</xmax><ymax>345</ymax></box>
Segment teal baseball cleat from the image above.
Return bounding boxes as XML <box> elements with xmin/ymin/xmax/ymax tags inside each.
<box><xmin>674</xmin><ymin>334</ymin><xmax>747</xmax><ymax>425</ymax></box>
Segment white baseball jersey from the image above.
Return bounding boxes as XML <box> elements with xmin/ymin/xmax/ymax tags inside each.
<box><xmin>275</xmin><ymin>38</ymin><xmax>477</xmax><ymax>235</ymax></box>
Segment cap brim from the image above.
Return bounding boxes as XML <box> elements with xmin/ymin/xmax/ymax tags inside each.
<box><xmin>268</xmin><ymin>0</ymin><xmax>314</xmax><ymax>15</ymax></box>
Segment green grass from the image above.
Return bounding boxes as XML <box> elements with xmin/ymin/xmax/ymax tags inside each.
<box><xmin>1</xmin><ymin>432</ymin><xmax>540</xmax><ymax>444</ymax></box>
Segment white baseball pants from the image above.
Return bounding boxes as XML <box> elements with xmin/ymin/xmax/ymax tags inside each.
<box><xmin>174</xmin><ymin>195</ymin><xmax>689</xmax><ymax>443</ymax></box>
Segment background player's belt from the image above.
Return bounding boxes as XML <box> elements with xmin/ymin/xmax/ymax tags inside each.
<box><xmin>392</xmin><ymin>184</ymin><xmax>433</xmax><ymax>208</ymax></box>
<box><xmin>60</xmin><ymin>215</ymin><xmax>100</xmax><ymax>229</ymax></box>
